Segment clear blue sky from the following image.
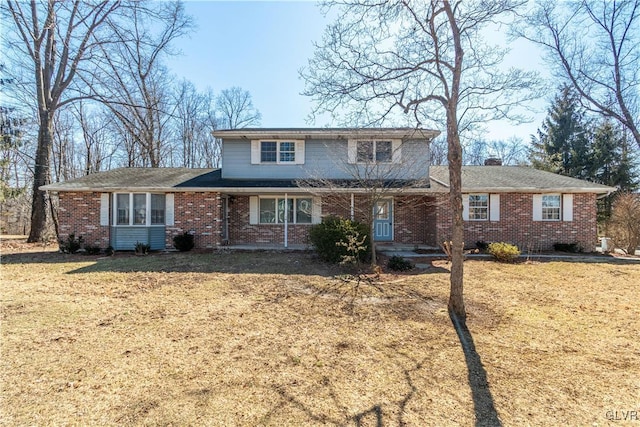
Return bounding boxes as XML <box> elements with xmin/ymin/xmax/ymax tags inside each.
<box><xmin>167</xmin><ymin>1</ymin><xmax>549</xmax><ymax>141</ymax></box>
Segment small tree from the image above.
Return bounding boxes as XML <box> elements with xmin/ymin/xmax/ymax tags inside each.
<box><xmin>608</xmin><ymin>193</ymin><xmax>640</xmax><ymax>255</ymax></box>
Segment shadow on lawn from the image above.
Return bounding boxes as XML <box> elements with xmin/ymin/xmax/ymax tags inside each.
<box><xmin>450</xmin><ymin>311</ymin><xmax>502</xmax><ymax>427</ymax></box>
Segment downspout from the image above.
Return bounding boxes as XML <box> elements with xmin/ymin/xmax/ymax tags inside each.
<box><xmin>284</xmin><ymin>193</ymin><xmax>288</xmax><ymax>248</ymax></box>
<box><xmin>350</xmin><ymin>193</ymin><xmax>355</xmax><ymax>220</ymax></box>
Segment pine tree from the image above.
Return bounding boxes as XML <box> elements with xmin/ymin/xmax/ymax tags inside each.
<box><xmin>586</xmin><ymin>120</ymin><xmax>638</xmax><ymax>220</ymax></box>
<box><xmin>530</xmin><ymin>85</ymin><xmax>590</xmax><ymax>177</ymax></box>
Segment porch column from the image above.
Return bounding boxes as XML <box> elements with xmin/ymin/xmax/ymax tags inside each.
<box><xmin>284</xmin><ymin>193</ymin><xmax>288</xmax><ymax>248</ymax></box>
<box><xmin>350</xmin><ymin>193</ymin><xmax>355</xmax><ymax>220</ymax></box>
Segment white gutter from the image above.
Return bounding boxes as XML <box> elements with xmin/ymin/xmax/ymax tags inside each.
<box><xmin>212</xmin><ymin>128</ymin><xmax>440</xmax><ymax>141</ymax></box>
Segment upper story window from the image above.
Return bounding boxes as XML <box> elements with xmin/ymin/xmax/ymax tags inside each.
<box><xmin>469</xmin><ymin>194</ymin><xmax>489</xmax><ymax>220</ymax></box>
<box><xmin>349</xmin><ymin>139</ymin><xmax>400</xmax><ymax>164</ymax></box>
<box><xmin>114</xmin><ymin>193</ymin><xmax>166</xmax><ymax>226</ymax></box>
<box><xmin>541</xmin><ymin>194</ymin><xmax>561</xmax><ymax>220</ymax></box>
<box><xmin>252</xmin><ymin>140</ymin><xmax>305</xmax><ymax>165</ymax></box>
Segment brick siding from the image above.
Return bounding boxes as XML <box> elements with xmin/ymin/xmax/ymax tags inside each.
<box><xmin>56</xmin><ymin>190</ymin><xmax>600</xmax><ymax>251</ymax></box>
<box><xmin>58</xmin><ymin>192</ymin><xmax>110</xmax><ymax>247</ymax></box>
<box><xmin>435</xmin><ymin>192</ymin><xmax>599</xmax><ymax>251</ymax></box>
<box><xmin>167</xmin><ymin>192</ymin><xmax>222</xmax><ymax>249</ymax></box>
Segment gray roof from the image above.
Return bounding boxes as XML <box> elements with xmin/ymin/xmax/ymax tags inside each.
<box><xmin>42</xmin><ymin>165</ymin><xmax>616</xmax><ymax>195</ymax></box>
<box><xmin>429</xmin><ymin>166</ymin><xmax>615</xmax><ymax>194</ymax></box>
<box><xmin>41</xmin><ymin>168</ymin><xmax>217</xmax><ymax>191</ymax></box>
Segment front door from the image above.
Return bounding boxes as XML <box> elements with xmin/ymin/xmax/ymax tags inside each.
<box><xmin>373</xmin><ymin>199</ymin><xmax>393</xmax><ymax>241</ymax></box>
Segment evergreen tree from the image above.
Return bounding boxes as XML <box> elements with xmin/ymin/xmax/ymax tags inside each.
<box><xmin>589</xmin><ymin>120</ymin><xmax>639</xmax><ymax>220</ymax></box>
<box><xmin>529</xmin><ymin>85</ymin><xmax>590</xmax><ymax>177</ymax></box>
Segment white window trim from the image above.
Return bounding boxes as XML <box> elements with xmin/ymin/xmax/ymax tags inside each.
<box><xmin>533</xmin><ymin>193</ymin><xmax>570</xmax><ymax>222</ymax></box>
<box><xmin>249</xmin><ymin>195</ymin><xmax>321</xmax><ymax>225</ymax></box>
<box><xmin>462</xmin><ymin>193</ymin><xmax>500</xmax><ymax>222</ymax></box>
<box><xmin>112</xmin><ymin>192</ymin><xmax>168</xmax><ymax>227</ymax></box>
<box><xmin>251</xmin><ymin>140</ymin><xmax>305</xmax><ymax>165</ymax></box>
<box><xmin>347</xmin><ymin>139</ymin><xmax>402</xmax><ymax>164</ymax></box>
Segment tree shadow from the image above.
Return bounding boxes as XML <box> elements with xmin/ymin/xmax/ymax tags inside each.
<box><xmin>450</xmin><ymin>310</ymin><xmax>502</xmax><ymax>427</ymax></box>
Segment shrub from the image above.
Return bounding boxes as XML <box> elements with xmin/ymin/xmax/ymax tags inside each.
<box><xmin>134</xmin><ymin>241</ymin><xmax>151</xmax><ymax>255</ymax></box>
<box><xmin>387</xmin><ymin>255</ymin><xmax>414</xmax><ymax>271</ymax></box>
<box><xmin>173</xmin><ymin>232</ymin><xmax>195</xmax><ymax>252</ymax></box>
<box><xmin>84</xmin><ymin>245</ymin><xmax>102</xmax><ymax>255</ymax></box>
<box><xmin>105</xmin><ymin>246</ymin><xmax>114</xmax><ymax>256</ymax></box>
<box><xmin>488</xmin><ymin>242</ymin><xmax>520</xmax><ymax>263</ymax></box>
<box><xmin>607</xmin><ymin>193</ymin><xmax>640</xmax><ymax>255</ymax></box>
<box><xmin>309</xmin><ymin>216</ymin><xmax>370</xmax><ymax>263</ymax></box>
<box><xmin>476</xmin><ymin>241</ymin><xmax>490</xmax><ymax>251</ymax></box>
<box><xmin>553</xmin><ymin>242</ymin><xmax>582</xmax><ymax>253</ymax></box>
<box><xmin>59</xmin><ymin>233</ymin><xmax>83</xmax><ymax>254</ymax></box>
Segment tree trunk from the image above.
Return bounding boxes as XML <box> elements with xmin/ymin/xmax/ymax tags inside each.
<box><xmin>27</xmin><ymin>111</ymin><xmax>53</xmax><ymax>242</ymax></box>
<box><xmin>446</xmin><ymin>108</ymin><xmax>466</xmax><ymax>321</ymax></box>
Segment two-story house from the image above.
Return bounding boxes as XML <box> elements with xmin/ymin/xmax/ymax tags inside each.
<box><xmin>42</xmin><ymin>128</ymin><xmax>614</xmax><ymax>252</ymax></box>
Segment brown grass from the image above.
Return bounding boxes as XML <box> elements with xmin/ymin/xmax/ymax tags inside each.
<box><xmin>1</xmin><ymin>242</ymin><xmax>639</xmax><ymax>426</ymax></box>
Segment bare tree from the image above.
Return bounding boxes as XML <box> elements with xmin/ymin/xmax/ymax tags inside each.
<box><xmin>216</xmin><ymin>86</ymin><xmax>262</xmax><ymax>130</ymax></box>
<box><xmin>518</xmin><ymin>0</ymin><xmax>640</xmax><ymax>149</ymax></box>
<box><xmin>464</xmin><ymin>137</ymin><xmax>528</xmax><ymax>165</ymax></box>
<box><xmin>4</xmin><ymin>0</ymin><xmax>122</xmax><ymax>242</ymax></box>
<box><xmin>173</xmin><ymin>80</ymin><xmax>220</xmax><ymax>167</ymax></box>
<box><xmin>302</xmin><ymin>0</ymin><xmax>539</xmax><ymax>320</ymax></box>
<box><xmin>90</xmin><ymin>1</ymin><xmax>192</xmax><ymax>167</ymax></box>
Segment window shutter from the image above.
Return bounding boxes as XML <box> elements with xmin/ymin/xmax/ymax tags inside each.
<box><xmin>563</xmin><ymin>194</ymin><xmax>573</xmax><ymax>221</ymax></box>
<box><xmin>249</xmin><ymin>196</ymin><xmax>259</xmax><ymax>224</ymax></box>
<box><xmin>347</xmin><ymin>140</ymin><xmax>357</xmax><ymax>164</ymax></box>
<box><xmin>250</xmin><ymin>140</ymin><xmax>261</xmax><ymax>164</ymax></box>
<box><xmin>165</xmin><ymin>194</ymin><xmax>175</xmax><ymax>226</ymax></box>
<box><xmin>294</xmin><ymin>140</ymin><xmax>305</xmax><ymax>164</ymax></box>
<box><xmin>312</xmin><ymin>197</ymin><xmax>322</xmax><ymax>224</ymax></box>
<box><xmin>100</xmin><ymin>193</ymin><xmax>109</xmax><ymax>226</ymax></box>
<box><xmin>392</xmin><ymin>140</ymin><xmax>402</xmax><ymax>163</ymax></box>
<box><xmin>489</xmin><ymin>194</ymin><xmax>500</xmax><ymax>221</ymax></box>
<box><xmin>532</xmin><ymin>194</ymin><xmax>543</xmax><ymax>221</ymax></box>
<box><xmin>462</xmin><ymin>194</ymin><xmax>469</xmax><ymax>221</ymax></box>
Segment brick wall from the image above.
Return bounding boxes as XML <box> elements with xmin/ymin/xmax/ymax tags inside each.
<box><xmin>227</xmin><ymin>195</ymin><xmax>312</xmax><ymax>245</ymax></box>
<box><xmin>435</xmin><ymin>192</ymin><xmax>599</xmax><ymax>251</ymax></box>
<box><xmin>58</xmin><ymin>192</ymin><xmax>110</xmax><ymax>247</ymax></box>
<box><xmin>167</xmin><ymin>192</ymin><xmax>222</xmax><ymax>249</ymax></box>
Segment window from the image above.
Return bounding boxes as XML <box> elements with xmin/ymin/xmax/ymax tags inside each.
<box><xmin>256</xmin><ymin>140</ymin><xmax>302</xmax><ymax>164</ymax></box>
<box><xmin>349</xmin><ymin>140</ymin><xmax>399</xmax><ymax>164</ymax></box>
<box><xmin>260</xmin><ymin>141</ymin><xmax>277</xmax><ymax>162</ymax></box>
<box><xmin>151</xmin><ymin>194</ymin><xmax>165</xmax><ymax>224</ymax></box>
<box><xmin>542</xmin><ymin>194</ymin><xmax>561</xmax><ymax>220</ymax></box>
<box><xmin>469</xmin><ymin>194</ymin><xmax>488</xmax><ymax>220</ymax></box>
<box><xmin>114</xmin><ymin>193</ymin><xmax>166</xmax><ymax>226</ymax></box>
<box><xmin>133</xmin><ymin>194</ymin><xmax>146</xmax><ymax>225</ymax></box>
<box><xmin>116</xmin><ymin>194</ymin><xmax>130</xmax><ymax>225</ymax></box>
<box><xmin>259</xmin><ymin>197</ymin><xmax>312</xmax><ymax>224</ymax></box>
<box><xmin>356</xmin><ymin>140</ymin><xmax>393</xmax><ymax>163</ymax></box>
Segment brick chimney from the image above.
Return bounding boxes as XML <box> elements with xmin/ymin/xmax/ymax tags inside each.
<box><xmin>484</xmin><ymin>157</ymin><xmax>502</xmax><ymax>166</ymax></box>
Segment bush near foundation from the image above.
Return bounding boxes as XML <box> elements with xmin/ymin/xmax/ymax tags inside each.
<box><xmin>173</xmin><ymin>232</ymin><xmax>195</xmax><ymax>252</ymax></box>
<box><xmin>488</xmin><ymin>242</ymin><xmax>520</xmax><ymax>263</ymax></box>
<box><xmin>309</xmin><ymin>216</ymin><xmax>370</xmax><ymax>263</ymax></box>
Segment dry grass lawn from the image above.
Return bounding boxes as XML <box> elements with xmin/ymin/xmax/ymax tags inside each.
<box><xmin>1</xmin><ymin>242</ymin><xmax>639</xmax><ymax>426</ymax></box>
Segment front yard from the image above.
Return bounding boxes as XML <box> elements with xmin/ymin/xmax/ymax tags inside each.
<box><xmin>1</xmin><ymin>245</ymin><xmax>639</xmax><ymax>426</ymax></box>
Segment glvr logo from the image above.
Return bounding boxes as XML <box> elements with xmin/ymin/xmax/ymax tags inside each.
<box><xmin>606</xmin><ymin>410</ymin><xmax>639</xmax><ymax>421</ymax></box>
